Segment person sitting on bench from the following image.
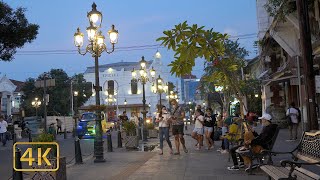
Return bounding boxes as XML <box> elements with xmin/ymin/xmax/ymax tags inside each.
<box><xmin>237</xmin><ymin>113</ymin><xmax>278</xmax><ymax>168</ymax></box>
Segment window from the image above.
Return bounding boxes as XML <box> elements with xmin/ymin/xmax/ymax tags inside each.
<box><xmin>108</xmin><ymin>80</ymin><xmax>114</xmax><ymax>95</ymax></box>
<box><xmin>131</xmin><ymin>79</ymin><xmax>138</xmax><ymax>94</ymax></box>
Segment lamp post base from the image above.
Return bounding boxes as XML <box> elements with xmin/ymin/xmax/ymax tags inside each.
<box><xmin>94</xmin><ymin>139</ymin><xmax>105</xmax><ymax>163</ymax></box>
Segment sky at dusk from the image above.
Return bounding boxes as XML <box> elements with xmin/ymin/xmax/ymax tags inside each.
<box><xmin>0</xmin><ymin>0</ymin><xmax>258</xmax><ymax>82</ymax></box>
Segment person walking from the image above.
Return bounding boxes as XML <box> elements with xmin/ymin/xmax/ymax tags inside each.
<box><xmin>286</xmin><ymin>102</ymin><xmax>300</xmax><ymax>141</ymax></box>
<box><xmin>204</xmin><ymin>108</ymin><xmax>215</xmax><ymax>150</ymax></box>
<box><xmin>156</xmin><ymin>106</ymin><xmax>173</xmax><ymax>155</ymax></box>
<box><xmin>56</xmin><ymin>118</ymin><xmax>62</xmax><ymax>134</ymax></box>
<box><xmin>192</xmin><ymin>109</ymin><xmax>204</xmax><ymax>150</ymax></box>
<box><xmin>0</xmin><ymin>115</ymin><xmax>8</xmax><ymax>146</ymax></box>
<box><xmin>170</xmin><ymin>99</ymin><xmax>188</xmax><ymax>155</ymax></box>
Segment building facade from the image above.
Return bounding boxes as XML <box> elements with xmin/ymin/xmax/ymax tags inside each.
<box><xmin>180</xmin><ymin>74</ymin><xmax>201</xmax><ymax>104</ymax></box>
<box><xmin>0</xmin><ymin>76</ymin><xmax>24</xmax><ymax>121</ymax></box>
<box><xmin>83</xmin><ymin>56</ymin><xmax>170</xmax><ymax>119</ymax></box>
<box><xmin>256</xmin><ymin>0</ymin><xmax>320</xmax><ymax>127</ymax></box>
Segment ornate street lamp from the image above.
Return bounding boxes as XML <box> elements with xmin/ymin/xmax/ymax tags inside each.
<box><xmin>74</xmin><ymin>3</ymin><xmax>118</xmax><ymax>163</ymax></box>
<box><xmin>131</xmin><ymin>56</ymin><xmax>156</xmax><ymax>141</ymax></box>
<box><xmin>31</xmin><ymin>97</ymin><xmax>41</xmax><ymax>119</ymax></box>
<box><xmin>152</xmin><ymin>75</ymin><xmax>168</xmax><ymax>111</ymax></box>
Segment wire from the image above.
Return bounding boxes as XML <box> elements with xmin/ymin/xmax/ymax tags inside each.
<box><xmin>13</xmin><ymin>33</ymin><xmax>257</xmax><ymax>56</ymax></box>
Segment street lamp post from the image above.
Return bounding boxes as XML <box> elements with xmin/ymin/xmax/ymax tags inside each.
<box><xmin>132</xmin><ymin>56</ymin><xmax>156</xmax><ymax>142</ymax></box>
<box><xmin>124</xmin><ymin>99</ymin><xmax>127</xmax><ymax>111</ymax></box>
<box><xmin>73</xmin><ymin>91</ymin><xmax>79</xmax><ymax>137</ymax></box>
<box><xmin>31</xmin><ymin>97</ymin><xmax>41</xmax><ymax>119</ymax></box>
<box><xmin>74</xmin><ymin>3</ymin><xmax>118</xmax><ymax>163</ymax></box>
<box><xmin>151</xmin><ymin>75</ymin><xmax>168</xmax><ymax>111</ymax></box>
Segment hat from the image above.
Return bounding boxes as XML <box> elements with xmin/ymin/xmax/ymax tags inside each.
<box><xmin>258</xmin><ymin>113</ymin><xmax>272</xmax><ymax>121</ymax></box>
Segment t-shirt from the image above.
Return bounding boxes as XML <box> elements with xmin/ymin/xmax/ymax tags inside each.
<box><xmin>221</xmin><ymin>126</ymin><xmax>228</xmax><ymax>136</ymax></box>
<box><xmin>286</xmin><ymin>107</ymin><xmax>299</xmax><ymax>124</ymax></box>
<box><xmin>157</xmin><ymin>113</ymin><xmax>170</xmax><ymax>127</ymax></box>
<box><xmin>195</xmin><ymin>115</ymin><xmax>204</xmax><ymax>128</ymax></box>
<box><xmin>0</xmin><ymin>120</ymin><xmax>8</xmax><ymax>133</ymax></box>
<box><xmin>204</xmin><ymin>115</ymin><xmax>215</xmax><ymax>127</ymax></box>
<box><xmin>56</xmin><ymin>119</ymin><xmax>62</xmax><ymax>127</ymax></box>
<box><xmin>170</xmin><ymin>106</ymin><xmax>184</xmax><ymax>125</ymax></box>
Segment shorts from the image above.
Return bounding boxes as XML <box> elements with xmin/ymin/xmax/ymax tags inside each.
<box><xmin>172</xmin><ymin>125</ymin><xmax>184</xmax><ymax>135</ymax></box>
<box><xmin>204</xmin><ymin>126</ymin><xmax>213</xmax><ymax>133</ymax></box>
<box><xmin>192</xmin><ymin>128</ymin><xmax>204</xmax><ymax>135</ymax></box>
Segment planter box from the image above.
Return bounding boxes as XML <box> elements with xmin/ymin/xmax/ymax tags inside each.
<box><xmin>124</xmin><ymin>136</ymin><xmax>139</xmax><ymax>149</ymax></box>
<box><xmin>148</xmin><ymin>129</ymin><xmax>158</xmax><ymax>138</ymax></box>
<box><xmin>30</xmin><ymin>157</ymin><xmax>66</xmax><ymax>180</ymax></box>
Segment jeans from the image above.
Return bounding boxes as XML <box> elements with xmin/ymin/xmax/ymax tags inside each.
<box><xmin>159</xmin><ymin>127</ymin><xmax>172</xmax><ymax>149</ymax></box>
<box><xmin>223</xmin><ymin>138</ymin><xmax>229</xmax><ymax>150</ymax></box>
<box><xmin>230</xmin><ymin>145</ymin><xmax>244</xmax><ymax>166</ymax></box>
<box><xmin>0</xmin><ymin>133</ymin><xmax>7</xmax><ymax>145</ymax></box>
<box><xmin>289</xmin><ymin>123</ymin><xmax>298</xmax><ymax>140</ymax></box>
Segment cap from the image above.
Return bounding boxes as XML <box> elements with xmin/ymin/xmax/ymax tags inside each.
<box><xmin>258</xmin><ymin>113</ymin><xmax>272</xmax><ymax>121</ymax></box>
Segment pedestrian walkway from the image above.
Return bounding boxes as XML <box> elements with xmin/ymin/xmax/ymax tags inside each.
<box><xmin>67</xmin><ymin>126</ymin><xmax>267</xmax><ymax>180</ymax></box>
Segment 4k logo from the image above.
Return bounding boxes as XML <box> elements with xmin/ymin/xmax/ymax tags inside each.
<box><xmin>13</xmin><ymin>142</ymin><xmax>60</xmax><ymax>172</ymax></box>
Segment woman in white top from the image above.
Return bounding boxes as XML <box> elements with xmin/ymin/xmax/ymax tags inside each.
<box><xmin>155</xmin><ymin>106</ymin><xmax>173</xmax><ymax>155</ymax></box>
<box><xmin>192</xmin><ymin>109</ymin><xmax>204</xmax><ymax>150</ymax></box>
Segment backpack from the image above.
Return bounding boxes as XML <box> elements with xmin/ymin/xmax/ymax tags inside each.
<box><xmin>295</xmin><ymin>108</ymin><xmax>302</xmax><ymax>123</ymax></box>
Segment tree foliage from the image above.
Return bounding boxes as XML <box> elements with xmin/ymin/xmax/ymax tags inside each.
<box><xmin>0</xmin><ymin>1</ymin><xmax>39</xmax><ymax>61</ymax></box>
<box><xmin>21</xmin><ymin>69</ymin><xmax>92</xmax><ymax>117</ymax></box>
<box><xmin>157</xmin><ymin>21</ymin><xmax>227</xmax><ymax>76</ymax></box>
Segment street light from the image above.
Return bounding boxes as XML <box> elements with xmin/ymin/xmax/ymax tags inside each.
<box><xmin>74</xmin><ymin>2</ymin><xmax>118</xmax><ymax>163</ymax></box>
<box><xmin>73</xmin><ymin>91</ymin><xmax>79</xmax><ymax>137</ymax></box>
<box><xmin>31</xmin><ymin>97</ymin><xmax>41</xmax><ymax>119</ymax></box>
<box><xmin>124</xmin><ymin>99</ymin><xmax>127</xmax><ymax>111</ymax></box>
<box><xmin>131</xmin><ymin>56</ymin><xmax>156</xmax><ymax>142</ymax></box>
<box><xmin>152</xmin><ymin>75</ymin><xmax>167</xmax><ymax>111</ymax></box>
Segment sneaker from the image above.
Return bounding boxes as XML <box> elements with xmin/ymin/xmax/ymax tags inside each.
<box><xmin>221</xmin><ymin>150</ymin><xmax>229</xmax><ymax>154</ymax></box>
<box><xmin>216</xmin><ymin>148</ymin><xmax>222</xmax><ymax>152</ymax></box>
<box><xmin>238</xmin><ymin>163</ymin><xmax>245</xmax><ymax>168</ymax></box>
<box><xmin>227</xmin><ymin>166</ymin><xmax>240</xmax><ymax>171</ymax></box>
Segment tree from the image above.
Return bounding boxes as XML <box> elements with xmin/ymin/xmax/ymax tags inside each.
<box><xmin>21</xmin><ymin>69</ymin><xmax>92</xmax><ymax>117</ymax></box>
<box><xmin>157</xmin><ymin>22</ymin><xmax>250</xmax><ymax>116</ymax></box>
<box><xmin>0</xmin><ymin>2</ymin><xmax>39</xmax><ymax>61</ymax></box>
<box><xmin>157</xmin><ymin>21</ymin><xmax>227</xmax><ymax>76</ymax></box>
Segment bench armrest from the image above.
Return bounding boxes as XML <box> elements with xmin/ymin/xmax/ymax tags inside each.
<box><xmin>281</xmin><ymin>160</ymin><xmax>320</xmax><ymax>167</ymax></box>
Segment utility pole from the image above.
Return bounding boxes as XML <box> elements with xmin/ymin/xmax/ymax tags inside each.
<box><xmin>297</xmin><ymin>0</ymin><xmax>319</xmax><ymax>130</ymax></box>
<box><xmin>43</xmin><ymin>74</ymin><xmax>48</xmax><ymax>133</ymax></box>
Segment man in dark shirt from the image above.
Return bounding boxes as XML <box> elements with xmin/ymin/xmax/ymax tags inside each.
<box><xmin>241</xmin><ymin>113</ymin><xmax>277</xmax><ymax>168</ymax></box>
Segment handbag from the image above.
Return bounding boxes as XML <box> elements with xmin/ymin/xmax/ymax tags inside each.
<box><xmin>286</xmin><ymin>108</ymin><xmax>292</xmax><ymax>125</ymax></box>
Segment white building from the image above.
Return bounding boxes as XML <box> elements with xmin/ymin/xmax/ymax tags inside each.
<box><xmin>83</xmin><ymin>54</ymin><xmax>170</xmax><ymax>119</ymax></box>
<box><xmin>0</xmin><ymin>76</ymin><xmax>24</xmax><ymax>119</ymax></box>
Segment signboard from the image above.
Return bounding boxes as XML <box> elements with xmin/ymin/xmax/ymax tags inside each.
<box><xmin>316</xmin><ymin>75</ymin><xmax>320</xmax><ymax>93</ymax></box>
<box><xmin>290</xmin><ymin>78</ymin><xmax>299</xmax><ymax>86</ymax></box>
<box><xmin>35</xmin><ymin>79</ymin><xmax>55</xmax><ymax>88</ymax></box>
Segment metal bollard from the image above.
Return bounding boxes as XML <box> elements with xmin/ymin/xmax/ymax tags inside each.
<box><xmin>12</xmin><ymin>133</ymin><xmax>17</xmax><ymax>144</ymax></box>
<box><xmin>13</xmin><ymin>148</ymin><xmax>23</xmax><ymax>180</ymax></box>
<box><xmin>64</xmin><ymin>129</ymin><xmax>67</xmax><ymax>139</ymax></box>
<box><xmin>117</xmin><ymin>131</ymin><xmax>122</xmax><ymax>148</ymax></box>
<box><xmin>107</xmin><ymin>133</ymin><xmax>113</xmax><ymax>152</ymax></box>
<box><xmin>28</xmin><ymin>131</ymin><xmax>32</xmax><ymax>142</ymax></box>
<box><xmin>74</xmin><ymin>138</ymin><xmax>83</xmax><ymax>164</ymax></box>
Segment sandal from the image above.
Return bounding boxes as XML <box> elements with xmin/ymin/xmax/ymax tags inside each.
<box><xmin>159</xmin><ymin>152</ymin><xmax>163</xmax><ymax>155</ymax></box>
<box><xmin>183</xmin><ymin>148</ymin><xmax>188</xmax><ymax>153</ymax></box>
<box><xmin>174</xmin><ymin>152</ymin><xmax>180</xmax><ymax>155</ymax></box>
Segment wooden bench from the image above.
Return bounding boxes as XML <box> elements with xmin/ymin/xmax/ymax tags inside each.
<box><xmin>260</xmin><ymin>131</ymin><xmax>320</xmax><ymax>180</ymax></box>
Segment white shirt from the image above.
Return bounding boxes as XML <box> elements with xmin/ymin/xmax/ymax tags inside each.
<box><xmin>0</xmin><ymin>120</ymin><xmax>8</xmax><ymax>133</ymax></box>
<box><xmin>195</xmin><ymin>115</ymin><xmax>204</xmax><ymax>128</ymax></box>
<box><xmin>157</xmin><ymin>113</ymin><xmax>170</xmax><ymax>127</ymax></box>
<box><xmin>130</xmin><ymin>116</ymin><xmax>139</xmax><ymax>127</ymax></box>
<box><xmin>286</xmin><ymin>107</ymin><xmax>299</xmax><ymax>124</ymax></box>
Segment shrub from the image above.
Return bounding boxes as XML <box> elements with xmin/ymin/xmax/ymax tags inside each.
<box><xmin>123</xmin><ymin>121</ymin><xmax>136</xmax><ymax>136</ymax></box>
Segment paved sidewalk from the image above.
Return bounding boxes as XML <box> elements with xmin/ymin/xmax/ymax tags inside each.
<box><xmin>67</xmin><ymin>125</ymin><xmax>268</xmax><ymax>180</ymax></box>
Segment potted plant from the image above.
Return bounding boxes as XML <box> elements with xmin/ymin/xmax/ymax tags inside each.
<box><xmin>147</xmin><ymin>123</ymin><xmax>158</xmax><ymax>138</ymax></box>
<box><xmin>122</xmin><ymin>121</ymin><xmax>138</xmax><ymax>149</ymax></box>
